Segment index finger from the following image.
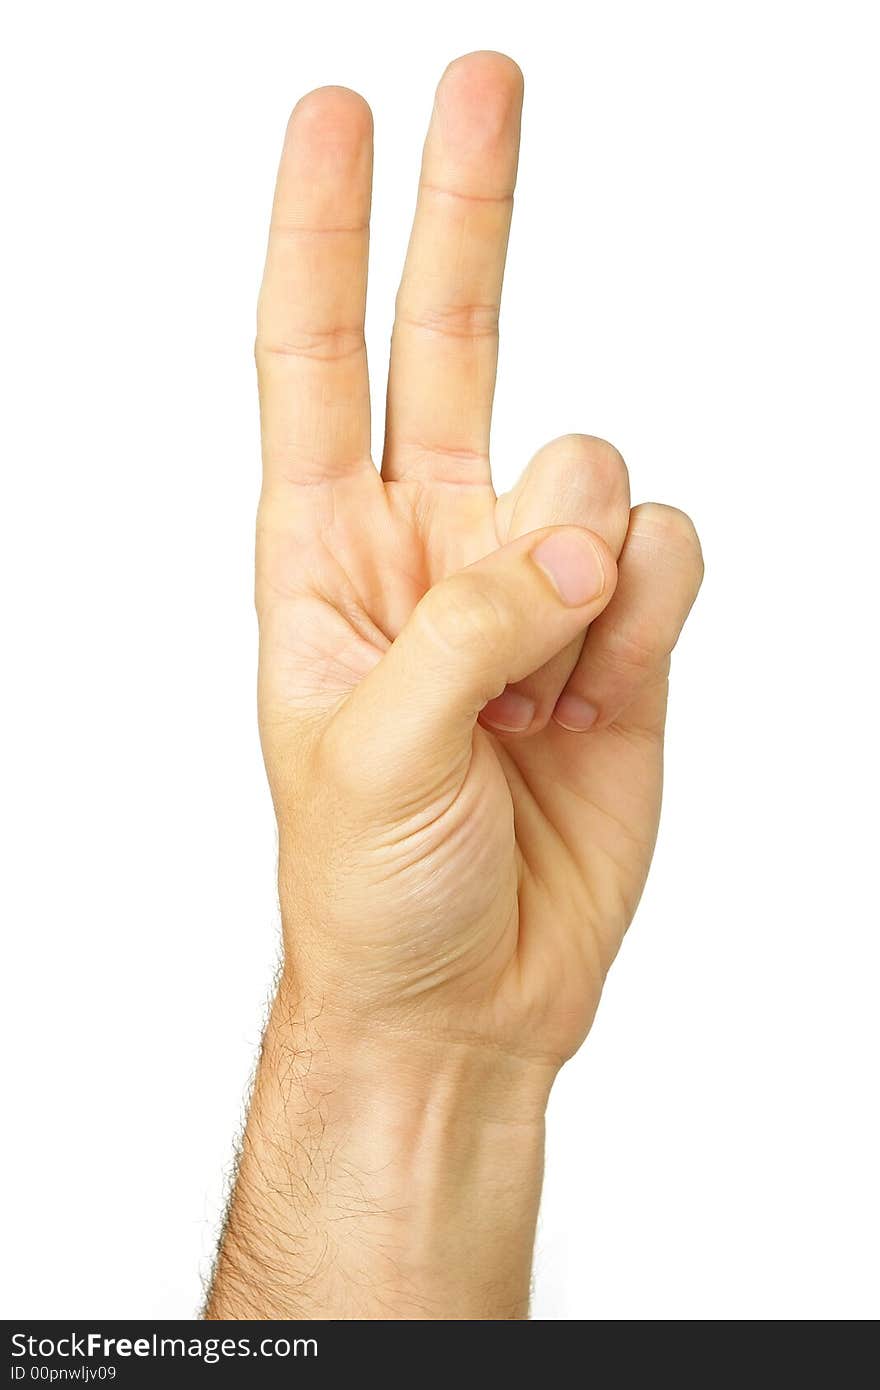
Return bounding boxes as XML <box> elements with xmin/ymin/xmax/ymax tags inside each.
<box><xmin>257</xmin><ymin>87</ymin><xmax>373</xmax><ymax>488</ymax></box>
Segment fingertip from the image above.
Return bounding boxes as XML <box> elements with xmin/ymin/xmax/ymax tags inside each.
<box><xmin>479</xmin><ymin>688</ymin><xmax>537</xmax><ymax>735</ymax></box>
<box><xmin>441</xmin><ymin>51</ymin><xmax>523</xmax><ymax>94</ymax></box>
<box><xmin>287</xmin><ymin>86</ymin><xmax>374</xmax><ymax>145</ymax></box>
<box><xmin>531</xmin><ymin>527</ymin><xmax>617</xmax><ymax>609</ymax></box>
<box><xmin>552</xmin><ymin>694</ymin><xmax>601</xmax><ymax>734</ymax></box>
<box><xmin>277</xmin><ymin>86</ymin><xmax>374</xmax><ymax>214</ymax></box>
<box><xmin>433</xmin><ymin>51</ymin><xmax>523</xmax><ymax>160</ymax></box>
<box><xmin>629</xmin><ymin>502</ymin><xmax>705</xmax><ymax>584</ymax></box>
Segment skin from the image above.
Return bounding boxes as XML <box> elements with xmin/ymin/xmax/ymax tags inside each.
<box><xmin>206</xmin><ymin>51</ymin><xmax>703</xmax><ymax>1321</ymax></box>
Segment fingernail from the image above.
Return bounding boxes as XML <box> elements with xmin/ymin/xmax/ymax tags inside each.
<box><xmin>481</xmin><ymin>689</ymin><xmax>536</xmax><ymax>732</ymax></box>
<box><xmin>532</xmin><ymin>531</ymin><xmax>605</xmax><ymax>606</ymax></box>
<box><xmin>553</xmin><ymin>694</ymin><xmax>599</xmax><ymax>732</ymax></box>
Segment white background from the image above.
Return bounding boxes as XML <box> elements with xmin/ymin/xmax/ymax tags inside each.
<box><xmin>2</xmin><ymin>0</ymin><xmax>878</xmax><ymax>1320</ymax></box>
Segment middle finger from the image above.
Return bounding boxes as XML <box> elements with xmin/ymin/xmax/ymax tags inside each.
<box><xmin>382</xmin><ymin>52</ymin><xmax>523</xmax><ymax>485</ymax></box>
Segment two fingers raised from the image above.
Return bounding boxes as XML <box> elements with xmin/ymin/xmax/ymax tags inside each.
<box><xmin>258</xmin><ymin>54</ymin><xmax>524</xmax><ymax>491</ymax></box>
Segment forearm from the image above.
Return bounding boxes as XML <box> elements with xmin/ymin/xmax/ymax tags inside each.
<box><xmin>205</xmin><ymin>976</ymin><xmax>555</xmax><ymax>1320</ymax></box>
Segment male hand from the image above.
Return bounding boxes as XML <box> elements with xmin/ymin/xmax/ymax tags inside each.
<box><xmin>257</xmin><ymin>49</ymin><xmax>702</xmax><ymax>1066</ymax></box>
<box><xmin>208</xmin><ymin>50</ymin><xmax>702</xmax><ymax>1320</ymax></box>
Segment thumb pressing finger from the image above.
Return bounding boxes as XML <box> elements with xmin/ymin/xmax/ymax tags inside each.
<box><xmin>323</xmin><ymin>526</ymin><xmax>618</xmax><ymax>802</ymax></box>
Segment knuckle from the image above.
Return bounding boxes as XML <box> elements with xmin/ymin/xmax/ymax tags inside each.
<box><xmin>631</xmin><ymin>503</ymin><xmax>703</xmax><ymax>572</ymax></box>
<box><xmin>552</xmin><ymin>434</ymin><xmax>630</xmax><ymax>502</ymax></box>
<box><xmin>585</xmin><ymin>434</ymin><xmax>625</xmax><ymax>466</ymax></box>
<box><xmin>395</xmin><ymin>300</ymin><xmax>500</xmax><ymax>341</ymax></box>
<box><xmin>600</xmin><ymin>622</ymin><xmax>660</xmax><ymax>678</ymax></box>
<box><xmin>255</xmin><ymin>324</ymin><xmax>366</xmax><ymax>363</ymax></box>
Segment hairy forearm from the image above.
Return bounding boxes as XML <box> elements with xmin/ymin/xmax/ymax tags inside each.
<box><xmin>205</xmin><ymin>976</ymin><xmax>555</xmax><ymax>1320</ymax></box>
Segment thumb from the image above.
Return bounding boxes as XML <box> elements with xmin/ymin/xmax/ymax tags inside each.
<box><xmin>323</xmin><ymin>526</ymin><xmax>617</xmax><ymax>797</ymax></box>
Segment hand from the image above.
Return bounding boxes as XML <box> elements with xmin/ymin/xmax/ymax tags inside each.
<box><xmin>208</xmin><ymin>51</ymin><xmax>702</xmax><ymax>1321</ymax></box>
<box><xmin>256</xmin><ymin>52</ymin><xmax>702</xmax><ymax>1075</ymax></box>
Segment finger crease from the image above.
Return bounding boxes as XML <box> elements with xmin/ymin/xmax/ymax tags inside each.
<box><xmin>269</xmin><ymin>221</ymin><xmax>370</xmax><ymax>237</ymax></box>
<box><xmin>418</xmin><ymin>181</ymin><xmax>514</xmax><ymax>207</ymax></box>
<box><xmin>257</xmin><ymin>328</ymin><xmax>366</xmax><ymax>364</ymax></box>
<box><xmin>394</xmin><ymin>306</ymin><xmax>500</xmax><ymax>341</ymax></box>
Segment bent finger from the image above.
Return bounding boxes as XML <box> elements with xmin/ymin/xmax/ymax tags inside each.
<box><xmin>482</xmin><ymin>436</ymin><xmax>630</xmax><ymax>733</ymax></box>
<box><xmin>552</xmin><ymin>504</ymin><xmax>704</xmax><ymax>734</ymax></box>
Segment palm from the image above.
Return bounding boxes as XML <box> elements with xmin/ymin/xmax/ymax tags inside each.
<box><xmin>256</xmin><ymin>56</ymin><xmax>700</xmax><ymax>1058</ymax></box>
<box><xmin>259</xmin><ymin>468</ymin><xmax>662</xmax><ymax>1045</ymax></box>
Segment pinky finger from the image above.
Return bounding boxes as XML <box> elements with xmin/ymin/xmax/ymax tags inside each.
<box><xmin>552</xmin><ymin>503</ymin><xmax>704</xmax><ymax>733</ymax></box>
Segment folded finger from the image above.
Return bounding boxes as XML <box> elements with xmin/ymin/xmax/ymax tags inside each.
<box><xmin>480</xmin><ymin>436</ymin><xmax>630</xmax><ymax>733</ymax></box>
<box><xmin>552</xmin><ymin>504</ymin><xmax>704</xmax><ymax>734</ymax></box>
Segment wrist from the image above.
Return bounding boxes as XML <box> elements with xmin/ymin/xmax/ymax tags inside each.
<box><xmin>207</xmin><ymin>973</ymin><xmax>556</xmax><ymax>1320</ymax></box>
<box><xmin>270</xmin><ymin>969</ymin><xmax>557</xmax><ymax>1119</ymax></box>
